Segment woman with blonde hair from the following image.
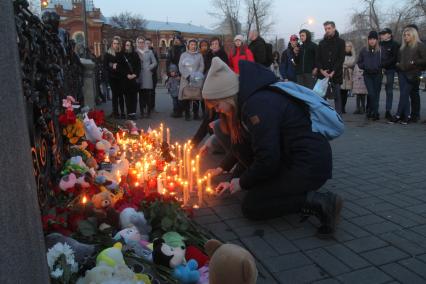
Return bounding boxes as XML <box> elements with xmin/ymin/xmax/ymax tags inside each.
<box><xmin>104</xmin><ymin>36</ymin><xmax>125</xmax><ymax>118</ymax></box>
<box><xmin>357</xmin><ymin>31</ymin><xmax>382</xmax><ymax>120</ymax></box>
<box><xmin>390</xmin><ymin>27</ymin><xmax>426</xmax><ymax>124</ymax></box>
<box><xmin>341</xmin><ymin>41</ymin><xmax>356</xmax><ymax>113</ymax></box>
<box><xmin>203</xmin><ymin>57</ymin><xmax>342</xmax><ymax>239</ymax></box>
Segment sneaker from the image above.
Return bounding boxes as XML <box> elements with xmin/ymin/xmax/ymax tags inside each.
<box><xmin>408</xmin><ymin>116</ymin><xmax>419</xmax><ymax>123</ymax></box>
<box><xmin>371</xmin><ymin>113</ymin><xmax>380</xmax><ymax>121</ymax></box>
<box><xmin>388</xmin><ymin>116</ymin><xmax>401</xmax><ymax>124</ymax></box>
<box><xmin>385</xmin><ymin>111</ymin><xmax>393</xmax><ymax>121</ymax></box>
<box><xmin>400</xmin><ymin>118</ymin><xmax>409</xmax><ymax>125</ymax></box>
<box><xmin>127</xmin><ymin>113</ymin><xmax>137</xmax><ymax>120</ymax></box>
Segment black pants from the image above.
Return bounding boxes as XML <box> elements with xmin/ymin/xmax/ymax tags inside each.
<box><xmin>181</xmin><ymin>100</ymin><xmax>200</xmax><ymax>115</ymax></box>
<box><xmin>123</xmin><ymin>80</ymin><xmax>138</xmax><ymax>115</ymax></box>
<box><xmin>340</xmin><ymin>89</ymin><xmax>350</xmax><ymax>113</ymax></box>
<box><xmin>356</xmin><ymin>94</ymin><xmax>366</xmax><ymax>112</ymax></box>
<box><xmin>242</xmin><ymin>174</ymin><xmax>327</xmax><ymax>220</ymax></box>
<box><xmin>151</xmin><ymin>73</ymin><xmax>158</xmax><ymax>110</ymax></box>
<box><xmin>139</xmin><ymin>89</ymin><xmax>152</xmax><ymax>115</ymax></box>
<box><xmin>110</xmin><ymin>79</ymin><xmax>125</xmax><ymax>115</ymax></box>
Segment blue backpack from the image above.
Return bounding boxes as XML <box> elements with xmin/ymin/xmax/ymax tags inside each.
<box><xmin>269</xmin><ymin>81</ymin><xmax>344</xmax><ymax>140</ymax></box>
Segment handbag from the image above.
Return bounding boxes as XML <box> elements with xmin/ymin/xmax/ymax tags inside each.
<box><xmin>313</xmin><ymin>77</ymin><xmax>329</xmax><ymax>98</ymax></box>
<box><xmin>182</xmin><ymin>85</ymin><xmax>202</xmax><ymax>100</ymax></box>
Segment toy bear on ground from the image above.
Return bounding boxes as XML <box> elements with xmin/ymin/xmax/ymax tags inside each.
<box><xmin>205</xmin><ymin>239</ymin><xmax>258</xmax><ymax>284</ymax></box>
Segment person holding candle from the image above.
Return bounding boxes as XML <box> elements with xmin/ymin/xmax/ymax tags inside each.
<box><xmin>202</xmin><ymin>57</ymin><xmax>342</xmax><ymax>239</ymax></box>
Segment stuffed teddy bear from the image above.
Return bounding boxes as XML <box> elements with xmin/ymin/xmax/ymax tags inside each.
<box><xmin>92</xmin><ymin>191</ymin><xmax>116</xmax><ymax>210</ymax></box>
<box><xmin>124</xmin><ymin>120</ymin><xmax>139</xmax><ymax>135</ymax></box>
<box><xmin>205</xmin><ymin>239</ymin><xmax>258</xmax><ymax>284</ymax></box>
<box><xmin>84</xmin><ymin>114</ymin><xmax>103</xmax><ymax>143</ymax></box>
<box><xmin>119</xmin><ymin>208</ymin><xmax>151</xmax><ymax>237</ymax></box>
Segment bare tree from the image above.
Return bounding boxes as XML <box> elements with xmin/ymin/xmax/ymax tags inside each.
<box><xmin>244</xmin><ymin>0</ymin><xmax>274</xmax><ymax>37</ymax></box>
<box><xmin>110</xmin><ymin>12</ymin><xmax>146</xmax><ymax>41</ymax></box>
<box><xmin>210</xmin><ymin>0</ymin><xmax>241</xmax><ymax>37</ymax></box>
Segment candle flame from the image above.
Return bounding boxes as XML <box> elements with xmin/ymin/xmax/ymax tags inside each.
<box><xmin>81</xmin><ymin>195</ymin><xmax>88</xmax><ymax>204</ymax></box>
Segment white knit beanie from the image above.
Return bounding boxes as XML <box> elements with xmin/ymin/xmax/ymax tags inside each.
<box><xmin>234</xmin><ymin>34</ymin><xmax>244</xmax><ymax>42</ymax></box>
<box><xmin>202</xmin><ymin>57</ymin><xmax>239</xmax><ymax>100</ymax></box>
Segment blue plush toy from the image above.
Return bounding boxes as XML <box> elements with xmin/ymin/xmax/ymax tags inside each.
<box><xmin>173</xmin><ymin>259</ymin><xmax>200</xmax><ymax>284</ymax></box>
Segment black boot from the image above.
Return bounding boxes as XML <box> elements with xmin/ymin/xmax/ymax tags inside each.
<box><xmin>301</xmin><ymin>191</ymin><xmax>343</xmax><ymax>239</ymax></box>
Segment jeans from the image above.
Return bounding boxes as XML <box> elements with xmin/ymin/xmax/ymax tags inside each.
<box><xmin>384</xmin><ymin>69</ymin><xmax>395</xmax><ymax>112</ymax></box>
<box><xmin>110</xmin><ymin>79</ymin><xmax>125</xmax><ymax>115</ymax></box>
<box><xmin>410</xmin><ymin>79</ymin><xmax>421</xmax><ymax>119</ymax></box>
<box><xmin>180</xmin><ymin>100</ymin><xmax>200</xmax><ymax>116</ymax></box>
<box><xmin>363</xmin><ymin>73</ymin><xmax>382</xmax><ymax>115</ymax></box>
<box><xmin>397</xmin><ymin>72</ymin><xmax>420</xmax><ymax>119</ymax></box>
<box><xmin>171</xmin><ymin>96</ymin><xmax>179</xmax><ymax>112</ymax></box>
<box><xmin>328</xmin><ymin>83</ymin><xmax>342</xmax><ymax>114</ymax></box>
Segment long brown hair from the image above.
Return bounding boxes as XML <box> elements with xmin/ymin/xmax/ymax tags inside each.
<box><xmin>205</xmin><ymin>96</ymin><xmax>243</xmax><ymax>144</ymax></box>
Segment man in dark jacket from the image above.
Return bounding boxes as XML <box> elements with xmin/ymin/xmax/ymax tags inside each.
<box><xmin>296</xmin><ymin>29</ymin><xmax>318</xmax><ymax>88</ymax></box>
<box><xmin>166</xmin><ymin>34</ymin><xmax>186</xmax><ymax>73</ymax></box>
<box><xmin>280</xmin><ymin>35</ymin><xmax>299</xmax><ymax>82</ymax></box>
<box><xmin>316</xmin><ymin>21</ymin><xmax>346</xmax><ymax>114</ymax></box>
<box><xmin>248</xmin><ymin>30</ymin><xmax>269</xmax><ymax>67</ymax></box>
<box><xmin>202</xmin><ymin>58</ymin><xmax>343</xmax><ymax>238</ymax></box>
<box><xmin>380</xmin><ymin>28</ymin><xmax>400</xmax><ymax>120</ymax></box>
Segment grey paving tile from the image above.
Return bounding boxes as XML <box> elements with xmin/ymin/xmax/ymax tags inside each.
<box><xmin>381</xmin><ymin>263</ymin><xmax>425</xmax><ymax>284</ymax></box>
<box><xmin>293</xmin><ymin>237</ymin><xmax>337</xmax><ymax>251</ymax></box>
<box><xmin>363</xmin><ymin>221</ymin><xmax>402</xmax><ymax>234</ymax></box>
<box><xmin>337</xmin><ymin>267</ymin><xmax>392</xmax><ymax>284</ymax></box>
<box><xmin>306</xmin><ymin>248</ymin><xmax>351</xmax><ymax>276</ymax></box>
<box><xmin>240</xmin><ymin>236</ymin><xmax>278</xmax><ymax>260</ymax></box>
<box><xmin>380</xmin><ymin>232</ymin><xmax>426</xmax><ymax>256</ymax></box>
<box><xmin>349</xmin><ymin>214</ymin><xmax>386</xmax><ymax>226</ymax></box>
<box><xmin>324</xmin><ymin>244</ymin><xmax>370</xmax><ymax>270</ymax></box>
<box><xmin>263</xmin><ymin>252</ymin><xmax>312</xmax><ymax>273</ymax></box>
<box><xmin>399</xmin><ymin>257</ymin><xmax>426</xmax><ymax>279</ymax></box>
<box><xmin>275</xmin><ymin>264</ymin><xmax>327</xmax><ymax>284</ymax></box>
<box><xmin>344</xmin><ymin>235</ymin><xmax>388</xmax><ymax>253</ymax></box>
<box><xmin>263</xmin><ymin>233</ymin><xmax>299</xmax><ymax>254</ymax></box>
<box><xmin>361</xmin><ymin>246</ymin><xmax>409</xmax><ymax>266</ymax></box>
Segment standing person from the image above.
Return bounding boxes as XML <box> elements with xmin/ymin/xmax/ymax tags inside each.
<box><xmin>280</xmin><ymin>35</ymin><xmax>299</xmax><ymax>82</ymax></box>
<box><xmin>390</xmin><ymin>27</ymin><xmax>426</xmax><ymax>124</ymax></box>
<box><xmin>178</xmin><ymin>39</ymin><xmax>205</xmax><ymax>121</ymax></box>
<box><xmin>146</xmin><ymin>38</ymin><xmax>159</xmax><ymax>112</ymax></box>
<box><xmin>380</xmin><ymin>28</ymin><xmax>400</xmax><ymax>120</ymax></box>
<box><xmin>352</xmin><ymin>64</ymin><xmax>368</xmax><ymax>114</ymax></box>
<box><xmin>340</xmin><ymin>42</ymin><xmax>356</xmax><ymax>114</ymax></box>
<box><xmin>228</xmin><ymin>34</ymin><xmax>254</xmax><ymax>74</ymax></box>
<box><xmin>205</xmin><ymin>37</ymin><xmax>229</xmax><ymax>72</ymax></box>
<box><xmin>118</xmin><ymin>40</ymin><xmax>141</xmax><ymax>120</ymax></box>
<box><xmin>104</xmin><ymin>36</ymin><xmax>124</xmax><ymax>119</ymax></box>
<box><xmin>295</xmin><ymin>29</ymin><xmax>318</xmax><ymax>88</ymax></box>
<box><xmin>165</xmin><ymin>64</ymin><xmax>180</xmax><ymax>117</ymax></box>
<box><xmin>316</xmin><ymin>21</ymin><xmax>346</xmax><ymax>114</ymax></box>
<box><xmin>271</xmin><ymin>51</ymin><xmax>281</xmax><ymax>79</ymax></box>
<box><xmin>203</xmin><ymin>58</ymin><xmax>342</xmax><ymax>238</ymax></box>
<box><xmin>248</xmin><ymin>30</ymin><xmax>269</xmax><ymax>66</ymax></box>
<box><xmin>166</xmin><ymin>34</ymin><xmax>187</xmax><ymax>72</ymax></box>
<box><xmin>136</xmin><ymin>37</ymin><xmax>157</xmax><ymax>118</ymax></box>
<box><xmin>358</xmin><ymin>31</ymin><xmax>382</xmax><ymax>121</ymax></box>
<box><xmin>199</xmin><ymin>39</ymin><xmax>210</xmax><ymax>74</ymax></box>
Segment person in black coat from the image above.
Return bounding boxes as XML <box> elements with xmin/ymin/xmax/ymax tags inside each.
<box><xmin>248</xmin><ymin>30</ymin><xmax>269</xmax><ymax>66</ymax></box>
<box><xmin>379</xmin><ymin>28</ymin><xmax>400</xmax><ymax>120</ymax></box>
<box><xmin>204</xmin><ymin>37</ymin><xmax>229</xmax><ymax>73</ymax></box>
<box><xmin>118</xmin><ymin>40</ymin><xmax>141</xmax><ymax>120</ymax></box>
<box><xmin>295</xmin><ymin>29</ymin><xmax>318</xmax><ymax>88</ymax></box>
<box><xmin>104</xmin><ymin>36</ymin><xmax>124</xmax><ymax>118</ymax></box>
<box><xmin>316</xmin><ymin>21</ymin><xmax>346</xmax><ymax>114</ymax></box>
<box><xmin>166</xmin><ymin>34</ymin><xmax>187</xmax><ymax>73</ymax></box>
<box><xmin>202</xmin><ymin>57</ymin><xmax>342</xmax><ymax>238</ymax></box>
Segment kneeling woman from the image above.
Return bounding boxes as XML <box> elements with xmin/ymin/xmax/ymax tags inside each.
<box><xmin>203</xmin><ymin>58</ymin><xmax>342</xmax><ymax>238</ymax></box>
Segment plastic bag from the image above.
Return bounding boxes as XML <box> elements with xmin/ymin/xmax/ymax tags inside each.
<box><xmin>313</xmin><ymin>77</ymin><xmax>329</xmax><ymax>98</ymax></box>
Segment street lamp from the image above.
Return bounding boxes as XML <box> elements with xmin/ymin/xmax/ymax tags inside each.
<box><xmin>41</xmin><ymin>0</ymin><xmax>49</xmax><ymax>8</ymax></box>
<box><xmin>300</xmin><ymin>18</ymin><xmax>315</xmax><ymax>30</ymax></box>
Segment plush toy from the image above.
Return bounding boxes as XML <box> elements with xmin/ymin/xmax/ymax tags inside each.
<box><xmin>95</xmin><ymin>175</ymin><xmax>119</xmax><ymax>191</ymax></box>
<box><xmin>45</xmin><ymin>233</ymin><xmax>95</xmax><ymax>264</ymax></box>
<box><xmin>59</xmin><ymin>173</ymin><xmax>77</xmax><ymax>190</ymax></box>
<box><xmin>92</xmin><ymin>191</ymin><xmax>116</xmax><ymax>210</ymax></box>
<box><xmin>124</xmin><ymin>120</ymin><xmax>139</xmax><ymax>135</ymax></box>
<box><xmin>102</xmin><ymin>129</ymin><xmax>116</xmax><ymax>145</ymax></box>
<box><xmin>173</xmin><ymin>259</ymin><xmax>200</xmax><ymax>284</ymax></box>
<box><xmin>84</xmin><ymin>114</ymin><xmax>103</xmax><ymax>143</ymax></box>
<box><xmin>185</xmin><ymin>245</ymin><xmax>209</xmax><ymax>268</ymax></box>
<box><xmin>205</xmin><ymin>239</ymin><xmax>257</xmax><ymax>284</ymax></box>
<box><xmin>119</xmin><ymin>208</ymin><xmax>151</xmax><ymax>237</ymax></box>
<box><xmin>153</xmin><ymin>237</ymin><xmax>186</xmax><ymax>268</ymax></box>
<box><xmin>77</xmin><ymin>243</ymin><xmax>151</xmax><ymax>284</ymax></box>
<box><xmin>85</xmin><ymin>156</ymin><xmax>98</xmax><ymax>169</ymax></box>
<box><xmin>111</xmin><ymin>153</ymin><xmax>130</xmax><ymax>178</ymax></box>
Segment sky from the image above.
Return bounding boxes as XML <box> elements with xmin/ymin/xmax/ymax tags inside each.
<box><xmin>93</xmin><ymin>0</ymin><xmax>402</xmax><ymax>41</ymax></box>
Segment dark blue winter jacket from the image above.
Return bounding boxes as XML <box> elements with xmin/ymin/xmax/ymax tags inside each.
<box><xmin>235</xmin><ymin>61</ymin><xmax>332</xmax><ymax>189</ymax></box>
<box><xmin>357</xmin><ymin>47</ymin><xmax>382</xmax><ymax>74</ymax></box>
<box><xmin>279</xmin><ymin>48</ymin><xmax>297</xmax><ymax>82</ymax></box>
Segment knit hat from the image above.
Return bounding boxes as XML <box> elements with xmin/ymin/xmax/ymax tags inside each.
<box><xmin>168</xmin><ymin>64</ymin><xmax>178</xmax><ymax>73</ymax></box>
<box><xmin>202</xmin><ymin>57</ymin><xmax>239</xmax><ymax>100</ymax></box>
<box><xmin>379</xmin><ymin>28</ymin><xmax>392</xmax><ymax>35</ymax></box>
<box><xmin>234</xmin><ymin>34</ymin><xmax>244</xmax><ymax>42</ymax></box>
<box><xmin>368</xmin><ymin>31</ymin><xmax>378</xmax><ymax>40</ymax></box>
<box><xmin>290</xmin><ymin>34</ymin><xmax>299</xmax><ymax>42</ymax></box>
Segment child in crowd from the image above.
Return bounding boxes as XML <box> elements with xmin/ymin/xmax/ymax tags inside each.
<box><xmin>352</xmin><ymin>64</ymin><xmax>368</xmax><ymax>114</ymax></box>
<box><xmin>165</xmin><ymin>64</ymin><xmax>181</xmax><ymax>117</ymax></box>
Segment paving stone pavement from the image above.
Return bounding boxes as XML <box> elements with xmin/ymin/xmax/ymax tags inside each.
<box><xmin>100</xmin><ymin>86</ymin><xmax>426</xmax><ymax>283</ymax></box>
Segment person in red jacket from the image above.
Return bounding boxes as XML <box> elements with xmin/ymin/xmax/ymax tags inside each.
<box><xmin>229</xmin><ymin>34</ymin><xmax>255</xmax><ymax>74</ymax></box>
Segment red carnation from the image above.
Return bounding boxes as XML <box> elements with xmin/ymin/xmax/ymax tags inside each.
<box><xmin>59</xmin><ymin>109</ymin><xmax>77</xmax><ymax>126</ymax></box>
<box><xmin>88</xmin><ymin>110</ymin><xmax>105</xmax><ymax>126</ymax></box>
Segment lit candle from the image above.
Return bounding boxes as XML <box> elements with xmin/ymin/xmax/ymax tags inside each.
<box><xmin>183</xmin><ymin>143</ymin><xmax>187</xmax><ymax>176</ymax></box>
<box><xmin>207</xmin><ymin>173</ymin><xmax>211</xmax><ymax>189</ymax></box>
<box><xmin>160</xmin><ymin>123</ymin><xmax>164</xmax><ymax>143</ymax></box>
<box><xmin>183</xmin><ymin>181</ymin><xmax>189</xmax><ymax>206</ymax></box>
<box><xmin>81</xmin><ymin>195</ymin><xmax>88</xmax><ymax>205</ymax></box>
<box><xmin>195</xmin><ymin>155</ymin><xmax>200</xmax><ymax>181</ymax></box>
<box><xmin>166</xmin><ymin>128</ymin><xmax>170</xmax><ymax>145</ymax></box>
<box><xmin>178</xmin><ymin>160</ymin><xmax>183</xmax><ymax>180</ymax></box>
<box><xmin>197</xmin><ymin>179</ymin><xmax>203</xmax><ymax>205</ymax></box>
<box><xmin>157</xmin><ymin>173</ymin><xmax>164</xmax><ymax>194</ymax></box>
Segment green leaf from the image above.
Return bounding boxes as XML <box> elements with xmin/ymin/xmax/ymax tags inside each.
<box><xmin>161</xmin><ymin>217</ymin><xmax>173</xmax><ymax>231</ymax></box>
<box><xmin>78</xmin><ymin>220</ymin><xmax>96</xmax><ymax>237</ymax></box>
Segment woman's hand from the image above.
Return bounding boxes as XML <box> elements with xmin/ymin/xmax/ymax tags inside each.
<box><xmin>199</xmin><ymin>144</ymin><xmax>209</xmax><ymax>156</ymax></box>
<box><xmin>205</xmin><ymin>167</ymin><xmax>223</xmax><ymax>177</ymax></box>
<box><xmin>216</xmin><ymin>182</ymin><xmax>230</xmax><ymax>195</ymax></box>
<box><xmin>217</xmin><ymin>178</ymin><xmax>242</xmax><ymax>195</ymax></box>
